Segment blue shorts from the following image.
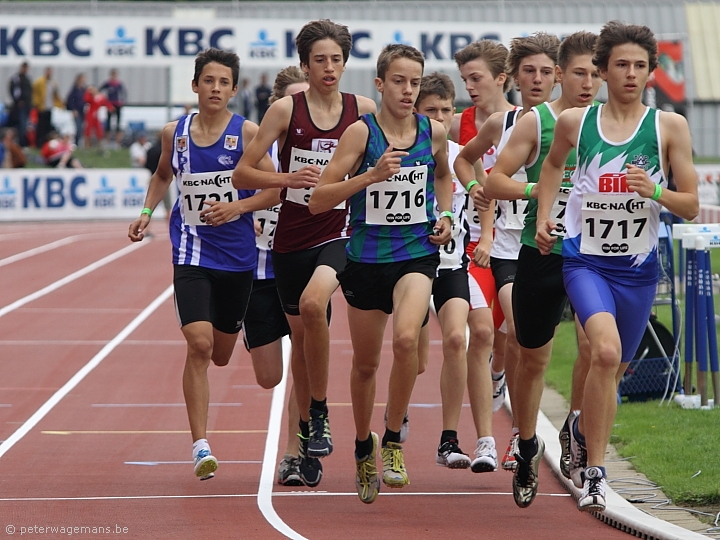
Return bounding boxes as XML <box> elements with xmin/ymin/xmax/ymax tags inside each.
<box><xmin>563</xmin><ymin>260</ymin><xmax>656</xmax><ymax>363</ymax></box>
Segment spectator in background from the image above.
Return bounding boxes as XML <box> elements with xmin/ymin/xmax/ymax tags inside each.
<box><xmin>0</xmin><ymin>127</ymin><xmax>26</xmax><ymax>168</ymax></box>
<box><xmin>240</xmin><ymin>78</ymin><xmax>252</xmax><ymax>119</ymax></box>
<box><xmin>84</xmin><ymin>86</ymin><xmax>114</xmax><ymax>149</ymax></box>
<box><xmin>31</xmin><ymin>66</ymin><xmax>63</xmax><ymax>148</ymax></box>
<box><xmin>100</xmin><ymin>68</ymin><xmax>127</xmax><ymax>146</ymax></box>
<box><xmin>255</xmin><ymin>73</ymin><xmax>271</xmax><ymax>123</ymax></box>
<box><xmin>41</xmin><ymin>130</ymin><xmax>82</xmax><ymax>169</ymax></box>
<box><xmin>8</xmin><ymin>61</ymin><xmax>32</xmax><ymax>147</ymax></box>
<box><xmin>143</xmin><ymin>133</ymin><xmax>172</xmax><ymax>223</ymax></box>
<box><xmin>129</xmin><ymin>132</ymin><xmax>152</xmax><ymax>168</ymax></box>
<box><xmin>66</xmin><ymin>73</ymin><xmax>87</xmax><ymax>147</ymax></box>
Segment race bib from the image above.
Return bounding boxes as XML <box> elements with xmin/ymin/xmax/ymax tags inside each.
<box><xmin>366</xmin><ymin>165</ymin><xmax>428</xmax><ymax>225</ymax></box>
<box><xmin>504</xmin><ymin>198</ymin><xmax>530</xmax><ymax>230</ymax></box>
<box><xmin>580</xmin><ymin>193</ymin><xmax>651</xmax><ymax>256</ymax></box>
<box><xmin>180</xmin><ymin>170</ymin><xmax>238</xmax><ymax>226</ymax></box>
<box><xmin>286</xmin><ymin>147</ymin><xmax>345</xmax><ymax>210</ymax></box>
<box><xmin>549</xmin><ymin>185</ymin><xmax>572</xmax><ymax>238</ymax></box>
<box><xmin>254</xmin><ymin>205</ymin><xmax>280</xmax><ymax>251</ymax></box>
<box><xmin>439</xmin><ymin>220</ymin><xmax>461</xmax><ymax>270</ymax></box>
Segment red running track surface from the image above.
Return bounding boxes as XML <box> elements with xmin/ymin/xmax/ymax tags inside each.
<box><xmin>0</xmin><ymin>222</ymin><xmax>634</xmax><ymax>539</ymax></box>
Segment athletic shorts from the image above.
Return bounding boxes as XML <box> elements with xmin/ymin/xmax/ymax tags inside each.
<box><xmin>242</xmin><ymin>278</ymin><xmax>290</xmax><ymax>350</ymax></box>
<box><xmin>513</xmin><ymin>245</ymin><xmax>567</xmax><ymax>349</ymax></box>
<box><xmin>173</xmin><ymin>264</ymin><xmax>253</xmax><ymax>334</ymax></box>
<box><xmin>563</xmin><ymin>259</ymin><xmax>656</xmax><ymax>363</ymax></box>
<box><xmin>338</xmin><ymin>252</ymin><xmax>439</xmax><ymax>314</ymax></box>
<box><xmin>466</xmin><ymin>241</ymin><xmax>503</xmax><ymax>328</ymax></box>
<box><xmin>433</xmin><ymin>267</ymin><xmax>470</xmax><ymax>314</ymax></box>
<box><xmin>490</xmin><ymin>257</ymin><xmax>517</xmax><ymax>293</ymax></box>
<box><xmin>272</xmin><ymin>239</ymin><xmax>348</xmax><ymax>316</ymax></box>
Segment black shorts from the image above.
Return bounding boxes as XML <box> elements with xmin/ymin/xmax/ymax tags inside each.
<box><xmin>173</xmin><ymin>265</ymin><xmax>253</xmax><ymax>334</ymax></box>
<box><xmin>242</xmin><ymin>278</ymin><xmax>290</xmax><ymax>350</ymax></box>
<box><xmin>272</xmin><ymin>239</ymin><xmax>348</xmax><ymax>316</ymax></box>
<box><xmin>490</xmin><ymin>257</ymin><xmax>517</xmax><ymax>292</ymax></box>
<box><xmin>432</xmin><ymin>267</ymin><xmax>470</xmax><ymax>314</ymax></box>
<box><xmin>338</xmin><ymin>252</ymin><xmax>439</xmax><ymax>314</ymax></box>
<box><xmin>512</xmin><ymin>244</ymin><xmax>567</xmax><ymax>349</ymax></box>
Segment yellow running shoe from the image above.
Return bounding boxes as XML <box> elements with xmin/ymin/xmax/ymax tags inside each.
<box><xmin>381</xmin><ymin>441</ymin><xmax>409</xmax><ymax>488</ymax></box>
<box><xmin>355</xmin><ymin>432</ymin><xmax>380</xmax><ymax>504</ymax></box>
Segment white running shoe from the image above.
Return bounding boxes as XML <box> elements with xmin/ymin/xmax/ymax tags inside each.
<box><xmin>436</xmin><ymin>439</ymin><xmax>471</xmax><ymax>469</ymax></box>
<box><xmin>471</xmin><ymin>437</ymin><xmax>498</xmax><ymax>473</ymax></box>
<box><xmin>193</xmin><ymin>448</ymin><xmax>218</xmax><ymax>480</ymax></box>
<box><xmin>577</xmin><ymin>466</ymin><xmax>607</xmax><ymax>512</ymax></box>
<box><xmin>491</xmin><ymin>372</ymin><xmax>507</xmax><ymax>413</ymax></box>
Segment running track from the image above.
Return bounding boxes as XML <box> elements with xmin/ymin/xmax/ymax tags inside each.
<box><xmin>0</xmin><ymin>222</ymin><xmax>634</xmax><ymax>539</ymax></box>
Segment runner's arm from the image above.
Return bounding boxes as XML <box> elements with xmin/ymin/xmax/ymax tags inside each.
<box><xmin>486</xmin><ymin>112</ymin><xmax>537</xmax><ymax>200</ymax></box>
<box><xmin>430</xmin><ymin>119</ymin><xmax>453</xmax><ymax>245</ymax></box>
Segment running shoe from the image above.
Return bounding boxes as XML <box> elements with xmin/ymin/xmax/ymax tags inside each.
<box><xmin>559</xmin><ymin>410</ymin><xmax>578</xmax><ymax>480</ymax></box>
<box><xmin>501</xmin><ymin>433</ymin><xmax>519</xmax><ymax>472</ymax></box>
<box><xmin>512</xmin><ymin>436</ymin><xmax>545</xmax><ymax>508</ymax></box>
<box><xmin>471</xmin><ymin>437</ymin><xmax>498</xmax><ymax>473</ymax></box>
<box><xmin>193</xmin><ymin>448</ymin><xmax>218</xmax><ymax>480</ymax></box>
<box><xmin>381</xmin><ymin>442</ymin><xmax>409</xmax><ymax>488</ymax></box>
<box><xmin>276</xmin><ymin>454</ymin><xmax>303</xmax><ymax>486</ymax></box>
<box><xmin>436</xmin><ymin>439</ymin><xmax>471</xmax><ymax>469</ymax></box>
<box><xmin>307</xmin><ymin>407</ymin><xmax>333</xmax><ymax>458</ymax></box>
<box><xmin>355</xmin><ymin>432</ymin><xmax>380</xmax><ymax>504</ymax></box>
<box><xmin>384</xmin><ymin>408</ymin><xmax>410</xmax><ymax>444</ymax></box>
<box><xmin>569</xmin><ymin>413</ymin><xmax>587</xmax><ymax>489</ymax></box>
<box><xmin>492</xmin><ymin>371</ymin><xmax>507</xmax><ymax>413</ymax></box>
<box><xmin>298</xmin><ymin>434</ymin><xmax>323</xmax><ymax>487</ymax></box>
<box><xmin>577</xmin><ymin>466</ymin><xmax>607</xmax><ymax>512</ymax></box>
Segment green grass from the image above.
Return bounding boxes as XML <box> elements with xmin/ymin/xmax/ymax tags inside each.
<box><xmin>547</xmin><ymin>320</ymin><xmax>720</xmax><ymax>506</ymax></box>
<box><xmin>24</xmin><ymin>147</ymin><xmax>131</xmax><ymax>169</ymax></box>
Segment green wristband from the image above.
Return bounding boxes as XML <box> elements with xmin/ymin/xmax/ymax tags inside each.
<box><xmin>141</xmin><ymin>207</ymin><xmax>153</xmax><ymax>217</ymax></box>
<box><xmin>440</xmin><ymin>210</ymin><xmax>455</xmax><ymax>226</ymax></box>
<box><xmin>651</xmin><ymin>184</ymin><xmax>662</xmax><ymax>201</ymax></box>
<box><xmin>524</xmin><ymin>183</ymin><xmax>536</xmax><ymax>199</ymax></box>
<box><xmin>466</xmin><ymin>180</ymin><xmax>479</xmax><ymax>193</ymax></box>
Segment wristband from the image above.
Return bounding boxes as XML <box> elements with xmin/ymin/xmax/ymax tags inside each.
<box><xmin>440</xmin><ymin>210</ymin><xmax>455</xmax><ymax>226</ymax></box>
<box><xmin>465</xmin><ymin>180</ymin><xmax>479</xmax><ymax>193</ymax></box>
<box><xmin>651</xmin><ymin>184</ymin><xmax>662</xmax><ymax>201</ymax></box>
<box><xmin>524</xmin><ymin>183</ymin><xmax>536</xmax><ymax>199</ymax></box>
<box><xmin>141</xmin><ymin>207</ymin><xmax>153</xmax><ymax>217</ymax></box>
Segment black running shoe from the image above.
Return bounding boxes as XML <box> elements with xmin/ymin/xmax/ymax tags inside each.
<box><xmin>298</xmin><ymin>434</ymin><xmax>323</xmax><ymax>487</ymax></box>
<box><xmin>512</xmin><ymin>437</ymin><xmax>545</xmax><ymax>509</ymax></box>
<box><xmin>559</xmin><ymin>411</ymin><xmax>577</xmax><ymax>480</ymax></box>
<box><xmin>307</xmin><ymin>407</ymin><xmax>333</xmax><ymax>458</ymax></box>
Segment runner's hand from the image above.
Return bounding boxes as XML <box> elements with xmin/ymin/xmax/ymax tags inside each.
<box><xmin>471</xmin><ymin>185</ymin><xmax>492</xmax><ymax>212</ymax></box>
<box><xmin>200</xmin><ymin>201</ymin><xmax>241</xmax><ymax>226</ymax></box>
<box><xmin>370</xmin><ymin>145</ymin><xmax>408</xmax><ymax>184</ymax></box>
<box><xmin>473</xmin><ymin>238</ymin><xmax>491</xmax><ymax>268</ymax></box>
<box><xmin>625</xmin><ymin>164</ymin><xmax>654</xmax><ymax>198</ymax></box>
<box><xmin>287</xmin><ymin>165</ymin><xmax>321</xmax><ymax>189</ymax></box>
<box><xmin>128</xmin><ymin>214</ymin><xmax>150</xmax><ymax>242</ymax></box>
<box><xmin>430</xmin><ymin>217</ymin><xmax>452</xmax><ymax>245</ymax></box>
<box><xmin>535</xmin><ymin>219</ymin><xmax>558</xmax><ymax>255</ymax></box>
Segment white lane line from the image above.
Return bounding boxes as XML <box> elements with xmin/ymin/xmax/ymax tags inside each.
<box><xmin>125</xmin><ymin>460</ymin><xmax>262</xmax><ymax>465</ymax></box>
<box><xmin>0</xmin><ymin>285</ymin><xmax>173</xmax><ymax>460</ymax></box>
<box><xmin>0</xmin><ymin>340</ymin><xmax>186</xmax><ymax>346</ymax></box>
<box><xmin>0</xmin><ymin>241</ymin><xmax>148</xmax><ymax>320</ymax></box>
<box><xmin>257</xmin><ymin>335</ymin><xmax>306</xmax><ymax>540</ymax></box>
<box><xmin>91</xmin><ymin>403</ymin><xmax>242</xmax><ymax>407</ymax></box>
<box><xmin>0</xmin><ymin>491</ymin><xmax>570</xmax><ymax>503</ymax></box>
<box><xmin>0</xmin><ymin>236</ymin><xmax>79</xmax><ymax>268</ymax></box>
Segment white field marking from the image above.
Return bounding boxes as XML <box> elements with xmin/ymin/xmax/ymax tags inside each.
<box><xmin>0</xmin><ymin>285</ymin><xmax>173</xmax><ymax>460</ymax></box>
<box><xmin>16</xmin><ymin>308</ymin><xmax>142</xmax><ymax>313</ymax></box>
<box><xmin>91</xmin><ymin>403</ymin><xmax>242</xmax><ymax>407</ymax></box>
<box><xmin>125</xmin><ymin>460</ymin><xmax>262</xmax><ymax>465</ymax></box>
<box><xmin>330</xmin><ymin>339</ymin><xmax>442</xmax><ymax>345</ymax></box>
<box><xmin>257</xmin><ymin>335</ymin><xmax>306</xmax><ymax>540</ymax></box>
<box><xmin>0</xmin><ymin>235</ymin><xmax>80</xmax><ymax>268</ymax></box>
<box><xmin>42</xmin><ymin>430</ymin><xmax>265</xmax><ymax>435</ymax></box>
<box><xmin>0</xmin><ymin>241</ymin><xmax>148</xmax><ymax>320</ymax></box>
<box><xmin>0</xmin><ymin>340</ymin><xmax>186</xmax><ymax>346</ymax></box>
<box><xmin>0</xmin><ymin>491</ymin><xmax>570</xmax><ymax>503</ymax></box>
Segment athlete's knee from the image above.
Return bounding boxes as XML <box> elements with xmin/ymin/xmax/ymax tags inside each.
<box><xmin>393</xmin><ymin>332</ymin><xmax>419</xmax><ymax>362</ymax></box>
<box><xmin>521</xmin><ymin>348</ymin><xmax>550</xmax><ymax>377</ymax></box>
<box><xmin>255</xmin><ymin>368</ymin><xmax>282</xmax><ymax>389</ymax></box>
<box><xmin>443</xmin><ymin>329</ymin><xmax>467</xmax><ymax>357</ymax></box>
<box><xmin>298</xmin><ymin>295</ymin><xmax>327</xmax><ymax>325</ymax></box>
<box><xmin>592</xmin><ymin>341</ymin><xmax>622</xmax><ymax>372</ymax></box>
<box><xmin>469</xmin><ymin>319</ymin><xmax>493</xmax><ymax>346</ymax></box>
<box><xmin>211</xmin><ymin>352</ymin><xmax>232</xmax><ymax>367</ymax></box>
<box><xmin>185</xmin><ymin>334</ymin><xmax>213</xmax><ymax>362</ymax></box>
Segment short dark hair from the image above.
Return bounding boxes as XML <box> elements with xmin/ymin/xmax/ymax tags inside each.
<box><xmin>506</xmin><ymin>33</ymin><xmax>561</xmax><ymax>79</ymax></box>
<box><xmin>558</xmin><ymin>32</ymin><xmax>598</xmax><ymax>71</ymax></box>
<box><xmin>376</xmin><ymin>44</ymin><xmax>424</xmax><ymax>81</ymax></box>
<box><xmin>416</xmin><ymin>72</ymin><xmax>455</xmax><ymax>108</ymax></box>
<box><xmin>193</xmin><ymin>48</ymin><xmax>240</xmax><ymax>88</ymax></box>
<box><xmin>593</xmin><ymin>20</ymin><xmax>658</xmax><ymax>72</ymax></box>
<box><xmin>296</xmin><ymin>19</ymin><xmax>352</xmax><ymax>68</ymax></box>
